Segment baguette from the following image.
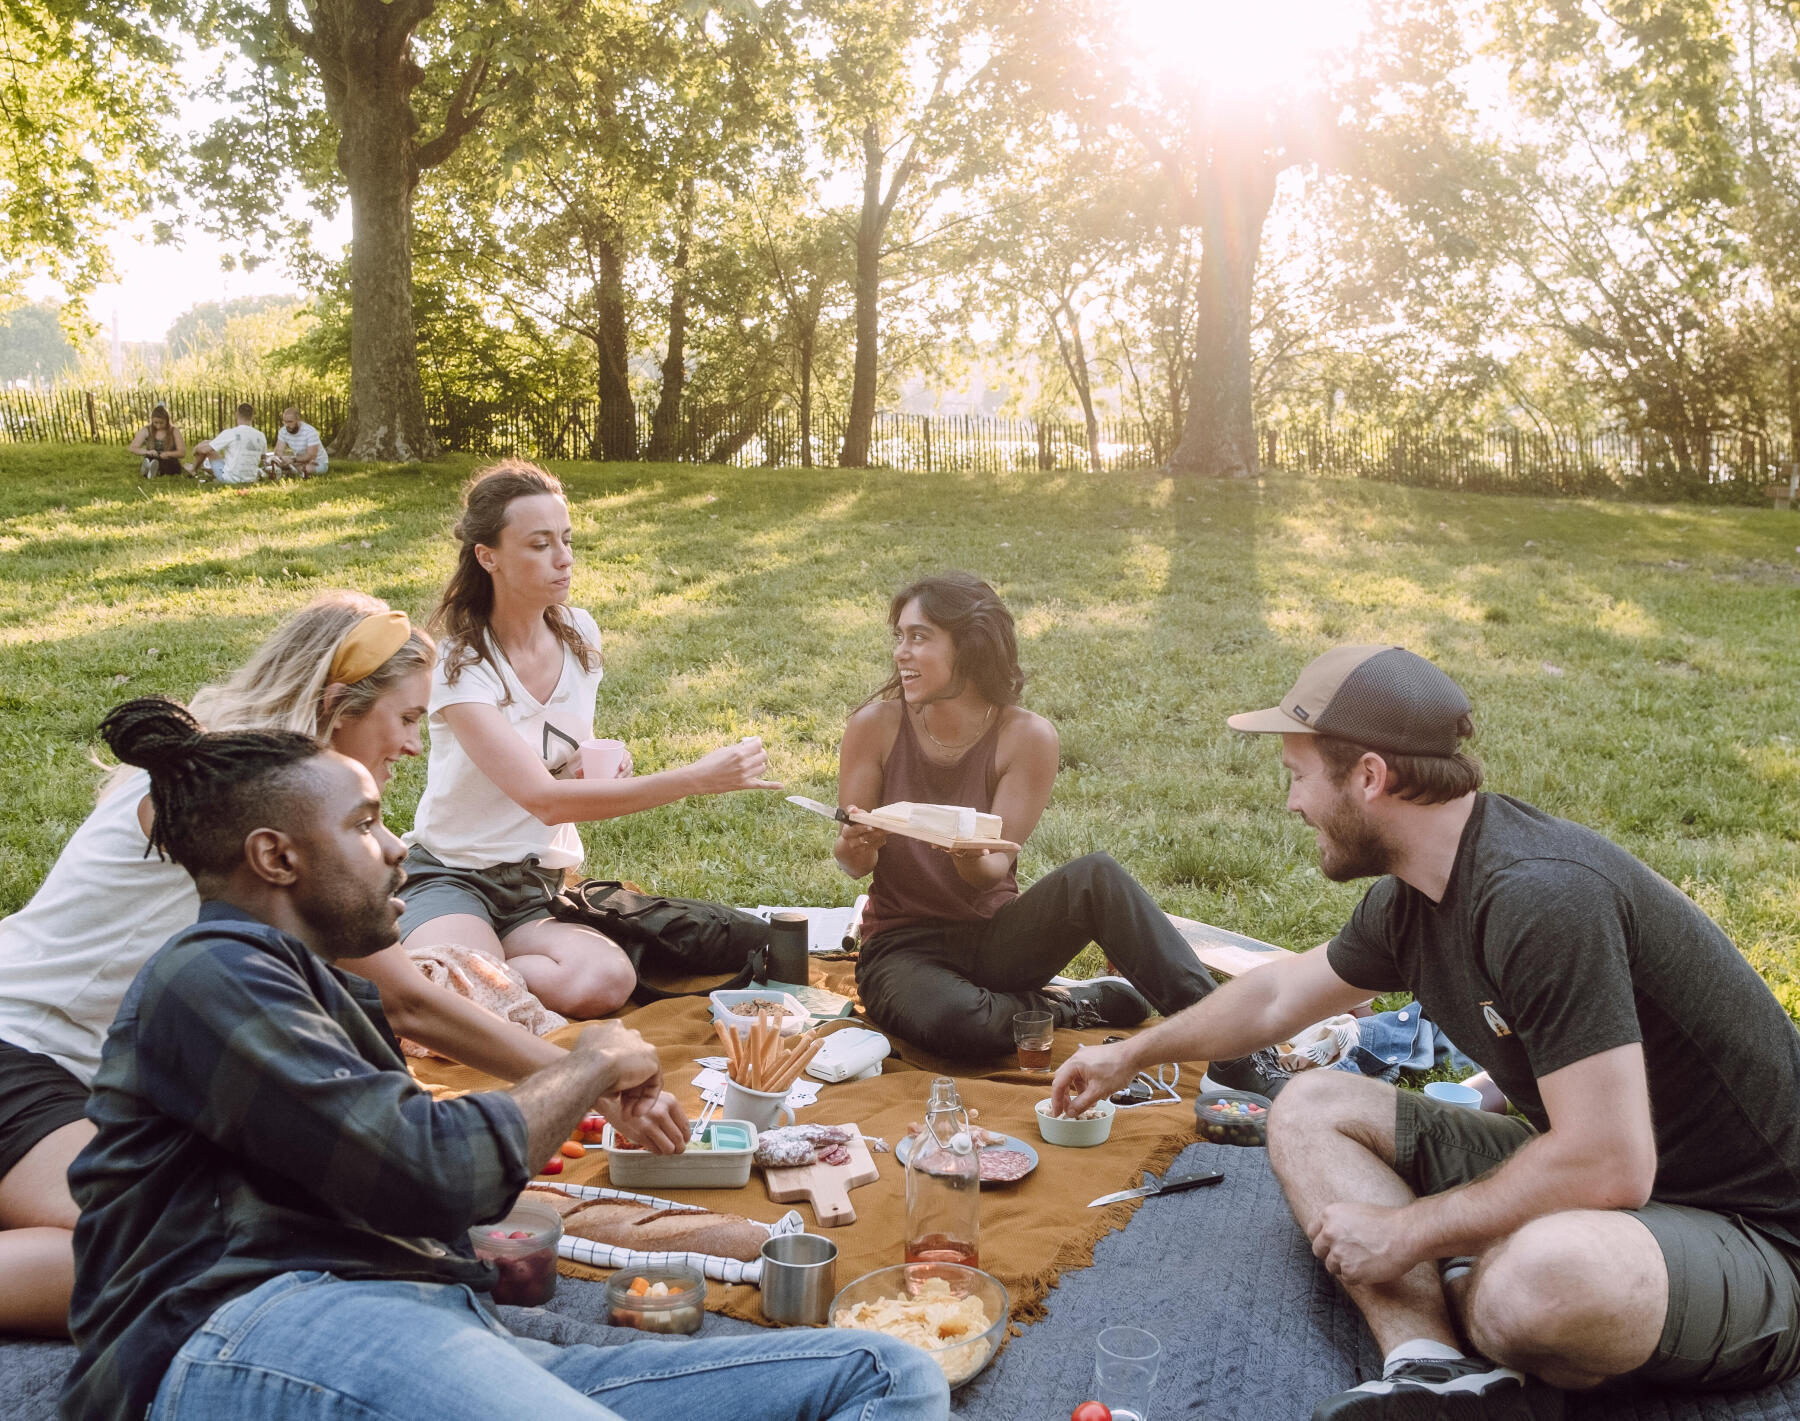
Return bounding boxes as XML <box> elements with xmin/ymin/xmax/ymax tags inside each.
<box><xmin>519</xmin><ymin>1185</ymin><xmax>594</xmax><ymax>1218</ymax></box>
<box><xmin>561</xmin><ymin>1198</ymin><xmax>767</xmax><ymax>1262</ymax></box>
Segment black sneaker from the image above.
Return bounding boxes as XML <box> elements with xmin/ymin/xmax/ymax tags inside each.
<box><xmin>1049</xmin><ymin>976</ymin><xmax>1153</xmax><ymax>1030</ymax></box>
<box><xmin>1201</xmin><ymin>1046</ymin><xmax>1292</xmax><ymax>1099</ymax></box>
<box><xmin>1312</xmin><ymin>1356</ymin><xmax>1563</xmax><ymax>1421</ymax></box>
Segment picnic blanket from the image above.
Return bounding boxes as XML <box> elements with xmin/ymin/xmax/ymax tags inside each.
<box><xmin>410</xmin><ymin>985</ymin><xmax>1212</xmax><ymax>1327</ymax></box>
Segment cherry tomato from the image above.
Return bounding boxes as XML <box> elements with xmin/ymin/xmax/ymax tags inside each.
<box><xmin>560</xmin><ymin>1141</ymin><xmax>587</xmax><ymax>1159</ymax></box>
<box><xmin>1072</xmin><ymin>1404</ymin><xmax>1112</xmax><ymax>1421</ymax></box>
<box><xmin>541</xmin><ymin>1157</ymin><xmax>564</xmax><ymax>1175</ymax></box>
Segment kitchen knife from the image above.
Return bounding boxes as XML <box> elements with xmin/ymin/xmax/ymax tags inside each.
<box><xmin>1087</xmin><ymin>1168</ymin><xmax>1224</xmax><ymax>1208</ymax></box>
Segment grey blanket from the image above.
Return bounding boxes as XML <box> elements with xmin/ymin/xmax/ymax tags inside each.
<box><xmin>5</xmin><ymin>1143</ymin><xmax>1797</xmax><ymax>1420</ymax></box>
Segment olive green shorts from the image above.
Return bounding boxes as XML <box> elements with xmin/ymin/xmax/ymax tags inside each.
<box><xmin>394</xmin><ymin>846</ymin><xmax>564</xmax><ymax>943</ymax></box>
<box><xmin>1395</xmin><ymin>1088</ymin><xmax>1800</xmax><ymax>1391</ymax></box>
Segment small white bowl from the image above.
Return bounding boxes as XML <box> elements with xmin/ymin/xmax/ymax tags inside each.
<box><xmin>1033</xmin><ymin>1096</ymin><xmax>1116</xmax><ymax>1147</ymax></box>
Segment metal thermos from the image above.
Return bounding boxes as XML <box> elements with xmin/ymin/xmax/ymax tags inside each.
<box><xmin>766</xmin><ymin>911</ymin><xmax>811</xmax><ymax>985</ymax></box>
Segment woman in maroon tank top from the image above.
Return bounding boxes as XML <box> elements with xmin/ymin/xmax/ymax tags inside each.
<box><xmin>832</xmin><ymin>573</ymin><xmax>1273</xmax><ymax>1070</ymax></box>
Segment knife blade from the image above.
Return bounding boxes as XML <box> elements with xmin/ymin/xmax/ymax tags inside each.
<box><xmin>787</xmin><ymin>794</ymin><xmax>851</xmax><ymax>825</ymax></box>
<box><xmin>1088</xmin><ymin>1168</ymin><xmax>1224</xmax><ymax>1208</ymax></box>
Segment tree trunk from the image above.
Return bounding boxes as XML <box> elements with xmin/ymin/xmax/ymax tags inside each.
<box><xmin>707</xmin><ymin>396</ymin><xmax>776</xmax><ymax>463</ymax></box>
<box><xmin>1168</xmin><ymin>136</ymin><xmax>1279</xmax><ymax>479</ymax></box>
<box><xmin>840</xmin><ymin>123</ymin><xmax>887</xmax><ymax>468</ymax></box>
<box><xmin>593</xmin><ymin>229</ymin><xmax>637</xmax><ymax>461</ymax></box>
<box><xmin>1785</xmin><ymin>352</ymin><xmax>1800</xmax><ymax>460</ymax></box>
<box><xmin>1054</xmin><ymin>299</ymin><xmax>1103</xmax><ymax>476</ymax></box>
<box><xmin>798</xmin><ymin>324</ymin><xmax>815</xmax><ymax>468</ymax></box>
<box><xmin>647</xmin><ymin>178</ymin><xmax>695</xmax><ymax>463</ymax></box>
<box><xmin>328</xmin><ymin>7</ymin><xmax>437</xmax><ymax>463</ymax></box>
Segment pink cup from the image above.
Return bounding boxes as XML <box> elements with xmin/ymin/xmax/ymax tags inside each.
<box><xmin>581</xmin><ymin>738</ymin><xmax>627</xmax><ymax>780</ymax></box>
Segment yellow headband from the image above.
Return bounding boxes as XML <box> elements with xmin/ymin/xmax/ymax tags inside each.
<box><xmin>327</xmin><ymin>610</ymin><xmax>413</xmax><ymax>687</ymax></box>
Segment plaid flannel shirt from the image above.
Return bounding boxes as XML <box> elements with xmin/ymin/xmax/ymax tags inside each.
<box><xmin>60</xmin><ymin>901</ymin><xmax>531</xmax><ymax>1421</ymax></box>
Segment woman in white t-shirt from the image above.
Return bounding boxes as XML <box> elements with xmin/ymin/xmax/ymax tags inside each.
<box><xmin>0</xmin><ymin>591</ymin><xmax>684</xmax><ymax>1336</ymax></box>
<box><xmin>399</xmin><ymin>460</ymin><xmax>779</xmax><ymax>1018</ymax></box>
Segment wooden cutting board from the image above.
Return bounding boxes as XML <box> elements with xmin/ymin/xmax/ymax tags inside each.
<box><xmin>762</xmin><ymin>1125</ymin><xmax>879</xmax><ymax>1227</ymax></box>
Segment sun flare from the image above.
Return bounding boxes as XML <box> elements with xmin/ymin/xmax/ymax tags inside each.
<box><xmin>1118</xmin><ymin>0</ymin><xmax>1366</xmax><ymax>96</ymax></box>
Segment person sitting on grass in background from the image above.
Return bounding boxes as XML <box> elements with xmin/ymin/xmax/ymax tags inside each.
<box><xmin>397</xmin><ymin>459</ymin><xmax>782</xmax><ymax>1020</ymax></box>
<box><xmin>831</xmin><ymin>570</ymin><xmax>1285</xmax><ymax>1094</ymax></box>
<box><xmin>185</xmin><ymin>402</ymin><xmax>266</xmax><ymax>484</ymax></box>
<box><xmin>60</xmin><ymin>697</ymin><xmax>945</xmax><ymax>1421</ymax></box>
<box><xmin>268</xmin><ymin>405</ymin><xmax>328</xmax><ymax>478</ymax></box>
<box><xmin>127</xmin><ymin>405</ymin><xmax>185</xmax><ymax>478</ymax></box>
<box><xmin>1053</xmin><ymin>645</ymin><xmax>1800</xmax><ymax>1421</ymax></box>
<box><xmin>0</xmin><ymin>593</ymin><xmax>665</xmax><ymax>1339</ymax></box>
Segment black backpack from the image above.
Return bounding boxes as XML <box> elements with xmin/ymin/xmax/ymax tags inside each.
<box><xmin>550</xmin><ymin>879</ymin><xmax>772</xmax><ymax>1004</ymax></box>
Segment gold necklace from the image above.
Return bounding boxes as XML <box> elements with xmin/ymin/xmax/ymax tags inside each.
<box><xmin>917</xmin><ymin>702</ymin><xmax>994</xmax><ymax>752</ymax></box>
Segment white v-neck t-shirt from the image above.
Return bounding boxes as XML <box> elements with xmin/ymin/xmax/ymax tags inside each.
<box><xmin>405</xmin><ymin>608</ymin><xmax>604</xmax><ymax>871</ymax></box>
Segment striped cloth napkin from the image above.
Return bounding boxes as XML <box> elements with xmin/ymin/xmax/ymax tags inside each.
<box><xmin>551</xmin><ymin>1182</ymin><xmax>804</xmax><ymax>1285</ymax></box>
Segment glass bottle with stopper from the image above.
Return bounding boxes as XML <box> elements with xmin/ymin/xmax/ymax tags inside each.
<box><xmin>903</xmin><ymin>1076</ymin><xmax>980</xmax><ymax>1269</ymax></box>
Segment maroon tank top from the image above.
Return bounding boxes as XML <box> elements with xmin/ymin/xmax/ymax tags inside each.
<box><xmin>858</xmin><ymin>708</ymin><xmax>1019</xmax><ymax>942</ymax></box>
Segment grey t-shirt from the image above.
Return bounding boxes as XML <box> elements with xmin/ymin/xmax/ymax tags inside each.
<box><xmin>1329</xmin><ymin>793</ymin><xmax>1800</xmax><ymax>1247</ymax></box>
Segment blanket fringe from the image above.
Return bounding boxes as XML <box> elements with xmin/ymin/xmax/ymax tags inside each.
<box><xmin>1010</xmin><ymin>1127</ymin><xmax>1192</xmax><ymax>1326</ymax></box>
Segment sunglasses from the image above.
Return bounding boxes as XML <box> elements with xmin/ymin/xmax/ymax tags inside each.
<box><xmin>1098</xmin><ymin>1048</ymin><xmax>1183</xmax><ymax>1108</ymax></box>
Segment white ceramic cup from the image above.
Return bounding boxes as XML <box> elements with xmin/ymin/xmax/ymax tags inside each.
<box><xmin>723</xmin><ymin>1079</ymin><xmax>796</xmax><ymax>1133</ymax></box>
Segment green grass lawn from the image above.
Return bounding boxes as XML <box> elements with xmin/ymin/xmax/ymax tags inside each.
<box><xmin>3</xmin><ymin>443</ymin><xmax>1798</xmax><ymax>1019</ymax></box>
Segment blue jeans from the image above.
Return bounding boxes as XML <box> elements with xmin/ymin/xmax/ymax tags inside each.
<box><xmin>150</xmin><ymin>1272</ymin><xmax>950</xmax><ymax>1421</ymax></box>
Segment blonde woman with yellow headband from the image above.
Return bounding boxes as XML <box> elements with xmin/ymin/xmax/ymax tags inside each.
<box><xmin>0</xmin><ymin>592</ymin><xmax>668</xmax><ymax>1337</ymax></box>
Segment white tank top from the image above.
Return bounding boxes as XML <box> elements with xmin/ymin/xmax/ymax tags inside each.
<box><xmin>0</xmin><ymin>769</ymin><xmax>200</xmax><ymax>1085</ymax></box>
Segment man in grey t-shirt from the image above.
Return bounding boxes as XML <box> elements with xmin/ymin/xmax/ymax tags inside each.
<box><xmin>1052</xmin><ymin>646</ymin><xmax>1800</xmax><ymax>1420</ymax></box>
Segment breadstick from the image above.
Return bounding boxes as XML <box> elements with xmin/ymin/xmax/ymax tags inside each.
<box><xmin>743</xmin><ymin>1019</ymin><xmax>763</xmax><ymax>1090</ymax></box>
<box><xmin>755</xmin><ymin>1017</ymin><xmax>777</xmax><ymax>1090</ymax></box>
<box><xmin>716</xmin><ymin>1022</ymin><xmax>743</xmax><ymax>1080</ymax></box>
<box><xmin>771</xmin><ymin>1037</ymin><xmax>825</xmax><ymax>1094</ymax></box>
<box><xmin>762</xmin><ymin>1020</ymin><xmax>781</xmax><ymax>1087</ymax></box>
<box><xmin>772</xmin><ymin>1028</ymin><xmax>815</xmax><ymax>1086</ymax></box>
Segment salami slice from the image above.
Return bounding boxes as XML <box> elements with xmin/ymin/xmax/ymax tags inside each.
<box><xmin>977</xmin><ymin>1148</ymin><xmax>1034</xmax><ymax>1183</ymax></box>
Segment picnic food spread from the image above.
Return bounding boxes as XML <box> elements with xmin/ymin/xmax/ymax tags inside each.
<box><xmin>976</xmin><ymin>1149</ymin><xmax>1034</xmax><ymax>1183</ymax></box>
<box><xmin>753</xmin><ymin>1123</ymin><xmax>856</xmax><ymax>1169</ymax></box>
<box><xmin>521</xmin><ymin>1188</ymin><xmax>769</xmax><ymax>1261</ymax></box>
<box><xmin>450</xmin><ymin>992</ymin><xmax>1221</xmax><ymax>1385</ymax></box>
<box><xmin>605</xmin><ymin>1268</ymin><xmax>706</xmax><ymax>1333</ymax></box>
<box><xmin>1194</xmin><ymin>1090</ymin><xmax>1271</xmax><ymax>1147</ymax></box>
<box><xmin>717</xmin><ymin>1016</ymin><xmax>824</xmax><ymax>1093</ymax></box>
<box><xmin>470</xmin><ymin>1199</ymin><xmax>562</xmax><ymax>1307</ymax></box>
<box><xmin>832</xmin><ymin>1278</ymin><xmax>997</xmax><ymax>1385</ymax></box>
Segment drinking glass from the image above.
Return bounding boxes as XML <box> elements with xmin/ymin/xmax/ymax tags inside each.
<box><xmin>1012</xmin><ymin>1010</ymin><xmax>1054</xmax><ymax>1073</ymax></box>
<box><xmin>1093</xmin><ymin>1326</ymin><xmax>1160</xmax><ymax>1421</ymax></box>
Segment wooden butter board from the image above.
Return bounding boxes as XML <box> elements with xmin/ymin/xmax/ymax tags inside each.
<box><xmin>761</xmin><ymin>1124</ymin><xmax>879</xmax><ymax>1227</ymax></box>
<box><xmin>787</xmin><ymin>796</ymin><xmax>1020</xmax><ymax>855</ymax></box>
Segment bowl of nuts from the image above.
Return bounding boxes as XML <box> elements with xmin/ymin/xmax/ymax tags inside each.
<box><xmin>1032</xmin><ymin>1096</ymin><xmax>1115</xmax><ymax>1147</ymax></box>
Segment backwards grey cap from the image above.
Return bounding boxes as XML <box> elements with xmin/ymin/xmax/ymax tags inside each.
<box><xmin>1227</xmin><ymin>645</ymin><xmax>1472</xmax><ymax>756</ymax></box>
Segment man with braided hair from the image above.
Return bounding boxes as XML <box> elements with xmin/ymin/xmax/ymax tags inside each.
<box><xmin>61</xmin><ymin>697</ymin><xmax>946</xmax><ymax>1421</ymax></box>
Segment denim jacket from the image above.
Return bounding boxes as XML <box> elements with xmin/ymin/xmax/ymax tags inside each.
<box><xmin>1335</xmin><ymin>1005</ymin><xmax>1476</xmax><ymax>1082</ymax></box>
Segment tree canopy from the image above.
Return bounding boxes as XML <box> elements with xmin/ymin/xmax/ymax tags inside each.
<box><xmin>9</xmin><ymin>0</ymin><xmax>1800</xmax><ymax>481</ymax></box>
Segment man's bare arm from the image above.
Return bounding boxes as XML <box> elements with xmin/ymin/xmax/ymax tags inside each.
<box><xmin>1400</xmin><ymin>1044</ymin><xmax>1655</xmax><ymax>1258</ymax></box>
<box><xmin>506</xmin><ymin>1024</ymin><xmax>659</xmax><ymax>1168</ymax></box>
<box><xmin>1053</xmin><ymin>944</ymin><xmax>1372</xmax><ymax>1113</ymax></box>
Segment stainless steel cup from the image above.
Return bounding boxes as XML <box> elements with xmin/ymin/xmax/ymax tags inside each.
<box><xmin>760</xmin><ymin>1232</ymin><xmax>839</xmax><ymax>1325</ymax></box>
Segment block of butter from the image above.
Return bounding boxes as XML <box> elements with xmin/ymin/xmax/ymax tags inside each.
<box><xmin>875</xmin><ymin>802</ymin><xmax>1003</xmax><ymax>841</ymax></box>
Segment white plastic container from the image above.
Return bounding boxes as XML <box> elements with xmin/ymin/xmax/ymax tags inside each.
<box><xmin>603</xmin><ymin>1120</ymin><xmax>758</xmax><ymax>1189</ymax></box>
<box><xmin>710</xmin><ymin>989</ymin><xmax>809</xmax><ymax>1037</ymax></box>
